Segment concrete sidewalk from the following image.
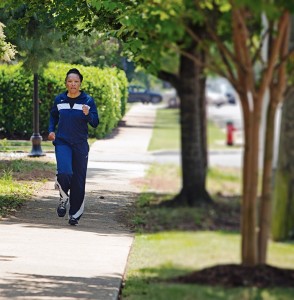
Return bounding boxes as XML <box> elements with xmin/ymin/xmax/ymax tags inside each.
<box><xmin>0</xmin><ymin>104</ymin><xmax>156</xmax><ymax>300</ymax></box>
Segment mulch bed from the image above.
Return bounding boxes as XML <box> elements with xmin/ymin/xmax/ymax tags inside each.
<box><xmin>171</xmin><ymin>264</ymin><xmax>294</xmax><ymax>288</ymax></box>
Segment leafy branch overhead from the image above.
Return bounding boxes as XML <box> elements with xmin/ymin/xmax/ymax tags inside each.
<box><xmin>0</xmin><ymin>22</ymin><xmax>16</xmax><ymax>61</ymax></box>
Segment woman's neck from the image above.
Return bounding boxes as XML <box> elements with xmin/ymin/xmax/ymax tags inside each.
<box><xmin>67</xmin><ymin>91</ymin><xmax>81</xmax><ymax>98</ymax></box>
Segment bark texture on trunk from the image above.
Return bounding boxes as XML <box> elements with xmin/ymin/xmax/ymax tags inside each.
<box><xmin>271</xmin><ymin>90</ymin><xmax>294</xmax><ymax>241</ymax></box>
<box><xmin>231</xmin><ymin>7</ymin><xmax>260</xmax><ymax>266</ymax></box>
<box><xmin>174</xmin><ymin>49</ymin><xmax>212</xmax><ymax>206</ymax></box>
<box><xmin>230</xmin><ymin>8</ymin><xmax>290</xmax><ymax>266</ymax></box>
<box><xmin>258</xmin><ymin>16</ymin><xmax>289</xmax><ymax>263</ymax></box>
<box><xmin>241</xmin><ymin>98</ymin><xmax>261</xmax><ymax>266</ymax></box>
<box><xmin>258</xmin><ymin>99</ymin><xmax>277</xmax><ymax>263</ymax></box>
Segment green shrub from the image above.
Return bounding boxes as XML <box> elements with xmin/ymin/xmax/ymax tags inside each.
<box><xmin>0</xmin><ymin>62</ymin><xmax>128</xmax><ymax>139</ymax></box>
<box><xmin>0</xmin><ymin>64</ymin><xmax>32</xmax><ymax>138</ymax></box>
<box><xmin>114</xmin><ymin>67</ymin><xmax>128</xmax><ymax>118</ymax></box>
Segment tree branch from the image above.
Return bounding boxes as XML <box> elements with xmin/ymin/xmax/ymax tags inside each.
<box><xmin>232</xmin><ymin>7</ymin><xmax>256</xmax><ymax>98</ymax></box>
<box><xmin>258</xmin><ymin>10</ymin><xmax>290</xmax><ymax>101</ymax></box>
<box><xmin>183</xmin><ymin>24</ymin><xmax>202</xmax><ymax>44</ymax></box>
<box><xmin>157</xmin><ymin>70</ymin><xmax>180</xmax><ymax>89</ymax></box>
<box><xmin>231</xmin><ymin>7</ymin><xmax>255</xmax><ymax>100</ymax></box>
<box><xmin>271</xmin><ymin>15</ymin><xmax>290</xmax><ymax>106</ymax></box>
<box><xmin>274</xmin><ymin>48</ymin><xmax>294</xmax><ymax>72</ymax></box>
<box><xmin>169</xmin><ymin>43</ymin><xmax>205</xmax><ymax>67</ymax></box>
<box><xmin>206</xmin><ymin>26</ymin><xmax>239</xmax><ymax>67</ymax></box>
<box><xmin>183</xmin><ymin>23</ymin><xmax>239</xmax><ymax>88</ymax></box>
<box><xmin>251</xmin><ymin>27</ymin><xmax>270</xmax><ymax>65</ymax></box>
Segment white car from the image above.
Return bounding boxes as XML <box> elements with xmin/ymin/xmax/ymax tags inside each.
<box><xmin>206</xmin><ymin>84</ymin><xmax>228</xmax><ymax>107</ymax></box>
<box><xmin>206</xmin><ymin>78</ymin><xmax>237</xmax><ymax>107</ymax></box>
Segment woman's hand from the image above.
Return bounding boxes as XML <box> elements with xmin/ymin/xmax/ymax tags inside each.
<box><xmin>82</xmin><ymin>104</ymin><xmax>90</xmax><ymax>116</ymax></box>
<box><xmin>48</xmin><ymin>132</ymin><xmax>55</xmax><ymax>141</ymax></box>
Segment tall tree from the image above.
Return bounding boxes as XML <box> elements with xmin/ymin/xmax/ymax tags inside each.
<box><xmin>89</xmin><ymin>0</ymin><xmax>214</xmax><ymax>205</ymax></box>
<box><xmin>84</xmin><ymin>0</ymin><xmax>294</xmax><ymax>266</ymax></box>
<box><xmin>199</xmin><ymin>3</ymin><xmax>292</xmax><ymax>266</ymax></box>
<box><xmin>1</xmin><ymin>1</ymin><xmax>63</xmax><ymax>156</ymax></box>
<box><xmin>41</xmin><ymin>0</ymin><xmax>213</xmax><ymax>205</ymax></box>
<box><xmin>271</xmin><ymin>87</ymin><xmax>294</xmax><ymax>241</ymax></box>
<box><xmin>270</xmin><ymin>40</ymin><xmax>294</xmax><ymax>241</ymax></box>
<box><xmin>257</xmin><ymin>16</ymin><xmax>290</xmax><ymax>263</ymax></box>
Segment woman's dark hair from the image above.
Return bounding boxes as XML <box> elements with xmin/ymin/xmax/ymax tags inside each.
<box><xmin>66</xmin><ymin>68</ymin><xmax>83</xmax><ymax>82</ymax></box>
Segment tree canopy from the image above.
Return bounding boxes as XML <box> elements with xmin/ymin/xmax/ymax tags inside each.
<box><xmin>0</xmin><ymin>22</ymin><xmax>16</xmax><ymax>61</ymax></box>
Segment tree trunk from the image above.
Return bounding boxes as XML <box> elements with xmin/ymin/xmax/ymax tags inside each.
<box><xmin>199</xmin><ymin>74</ymin><xmax>208</xmax><ymax>170</ymax></box>
<box><xmin>258</xmin><ymin>16</ymin><xmax>289</xmax><ymax>263</ymax></box>
<box><xmin>230</xmin><ymin>8</ymin><xmax>290</xmax><ymax>266</ymax></box>
<box><xmin>272</xmin><ymin>89</ymin><xmax>294</xmax><ymax>240</ymax></box>
<box><xmin>240</xmin><ymin>96</ymin><xmax>261</xmax><ymax>266</ymax></box>
<box><xmin>258</xmin><ymin>98</ymin><xmax>278</xmax><ymax>263</ymax></box>
<box><xmin>173</xmin><ymin>49</ymin><xmax>212</xmax><ymax>206</ymax></box>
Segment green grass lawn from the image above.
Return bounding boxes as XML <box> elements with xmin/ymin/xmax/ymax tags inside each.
<box><xmin>123</xmin><ymin>173</ymin><xmax>294</xmax><ymax>299</ymax></box>
<box><xmin>123</xmin><ymin>232</ymin><xmax>294</xmax><ymax>300</ymax></box>
<box><xmin>148</xmin><ymin>107</ymin><xmax>230</xmax><ymax>151</ymax></box>
<box><xmin>0</xmin><ymin>176</ymin><xmax>34</xmax><ymax>217</ymax></box>
<box><xmin>0</xmin><ymin>138</ymin><xmax>97</xmax><ymax>152</ymax></box>
<box><xmin>122</xmin><ymin>107</ymin><xmax>294</xmax><ymax>300</ymax></box>
<box><xmin>0</xmin><ymin>139</ymin><xmax>55</xmax><ymax>152</ymax></box>
<box><xmin>0</xmin><ymin>158</ymin><xmax>56</xmax><ymax>217</ymax></box>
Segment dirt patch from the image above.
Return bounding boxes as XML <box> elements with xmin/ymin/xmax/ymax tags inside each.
<box><xmin>13</xmin><ymin>168</ymin><xmax>55</xmax><ymax>181</ymax></box>
<box><xmin>171</xmin><ymin>264</ymin><xmax>294</xmax><ymax>288</ymax></box>
<box><xmin>0</xmin><ymin>157</ymin><xmax>56</xmax><ymax>181</ymax></box>
<box><xmin>132</xmin><ymin>177</ymin><xmax>180</xmax><ymax>193</ymax></box>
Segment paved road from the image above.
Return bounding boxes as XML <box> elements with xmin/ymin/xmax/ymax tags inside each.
<box><xmin>0</xmin><ymin>104</ymin><xmax>156</xmax><ymax>300</ymax></box>
<box><xmin>151</xmin><ymin>149</ymin><xmax>243</xmax><ymax>168</ymax></box>
<box><xmin>207</xmin><ymin>102</ymin><xmax>243</xmax><ymax>130</ymax></box>
<box><xmin>150</xmin><ymin>102</ymin><xmax>244</xmax><ymax>168</ymax></box>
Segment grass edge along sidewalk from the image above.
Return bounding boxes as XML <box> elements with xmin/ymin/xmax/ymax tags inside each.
<box><xmin>0</xmin><ymin>138</ymin><xmax>96</xmax><ymax>218</ymax></box>
<box><xmin>0</xmin><ymin>157</ymin><xmax>56</xmax><ymax>218</ymax></box>
<box><xmin>120</xmin><ymin>107</ymin><xmax>294</xmax><ymax>300</ymax></box>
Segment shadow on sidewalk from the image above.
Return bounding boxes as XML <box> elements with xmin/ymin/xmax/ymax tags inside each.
<box><xmin>0</xmin><ymin>273</ymin><xmax>121</xmax><ymax>300</ymax></box>
<box><xmin>2</xmin><ymin>188</ymin><xmax>137</xmax><ymax>235</ymax></box>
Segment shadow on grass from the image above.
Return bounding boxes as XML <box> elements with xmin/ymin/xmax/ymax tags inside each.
<box><xmin>122</xmin><ymin>265</ymin><xmax>294</xmax><ymax>300</ymax></box>
<box><xmin>126</xmin><ymin>191</ymin><xmax>294</xmax><ymax>248</ymax></box>
<box><xmin>128</xmin><ymin>191</ymin><xmax>241</xmax><ymax>234</ymax></box>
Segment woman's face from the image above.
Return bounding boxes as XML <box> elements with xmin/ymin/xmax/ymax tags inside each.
<box><xmin>66</xmin><ymin>73</ymin><xmax>81</xmax><ymax>97</ymax></box>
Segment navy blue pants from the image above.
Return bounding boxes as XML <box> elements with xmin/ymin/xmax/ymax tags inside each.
<box><xmin>55</xmin><ymin>141</ymin><xmax>89</xmax><ymax>220</ymax></box>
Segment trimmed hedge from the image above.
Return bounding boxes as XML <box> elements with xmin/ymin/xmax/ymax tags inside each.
<box><xmin>0</xmin><ymin>62</ymin><xmax>128</xmax><ymax>139</ymax></box>
<box><xmin>0</xmin><ymin>64</ymin><xmax>32</xmax><ymax>138</ymax></box>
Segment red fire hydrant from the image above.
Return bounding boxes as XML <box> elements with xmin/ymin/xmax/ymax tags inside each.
<box><xmin>226</xmin><ymin>121</ymin><xmax>235</xmax><ymax>146</ymax></box>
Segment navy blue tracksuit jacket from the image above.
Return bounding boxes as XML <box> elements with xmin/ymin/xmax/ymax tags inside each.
<box><xmin>49</xmin><ymin>91</ymin><xmax>99</xmax><ymax>220</ymax></box>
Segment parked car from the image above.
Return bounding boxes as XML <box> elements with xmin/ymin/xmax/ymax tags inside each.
<box><xmin>205</xmin><ymin>84</ymin><xmax>228</xmax><ymax>107</ymax></box>
<box><xmin>128</xmin><ymin>85</ymin><xmax>162</xmax><ymax>104</ymax></box>
<box><xmin>206</xmin><ymin>78</ymin><xmax>237</xmax><ymax>106</ymax></box>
